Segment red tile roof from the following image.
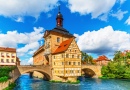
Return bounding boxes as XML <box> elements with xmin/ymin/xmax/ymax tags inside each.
<box><xmin>53</xmin><ymin>38</ymin><xmax>73</xmax><ymax>54</ymax></box>
<box><xmin>0</xmin><ymin>47</ymin><xmax>16</xmax><ymax>52</ymax></box>
<box><xmin>96</xmin><ymin>55</ymin><xmax>109</xmax><ymax>61</ymax></box>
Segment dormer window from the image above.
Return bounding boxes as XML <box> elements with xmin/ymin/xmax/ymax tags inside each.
<box><xmin>57</xmin><ymin>37</ymin><xmax>60</xmax><ymax>43</ymax></box>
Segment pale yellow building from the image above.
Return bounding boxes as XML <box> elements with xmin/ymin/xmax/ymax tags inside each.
<box><xmin>33</xmin><ymin>9</ymin><xmax>81</xmax><ymax>82</ymax></box>
<box><xmin>0</xmin><ymin>47</ymin><xmax>18</xmax><ymax>66</ymax></box>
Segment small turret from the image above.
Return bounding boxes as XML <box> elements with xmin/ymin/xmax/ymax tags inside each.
<box><xmin>56</xmin><ymin>6</ymin><xmax>63</xmax><ymax>27</ymax></box>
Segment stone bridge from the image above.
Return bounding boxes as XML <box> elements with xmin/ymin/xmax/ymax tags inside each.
<box><xmin>82</xmin><ymin>65</ymin><xmax>102</xmax><ymax>78</ymax></box>
<box><xmin>14</xmin><ymin>65</ymin><xmax>52</xmax><ymax>81</ymax></box>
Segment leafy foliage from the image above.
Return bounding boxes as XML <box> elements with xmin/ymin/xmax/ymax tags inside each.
<box><xmin>81</xmin><ymin>51</ymin><xmax>94</xmax><ymax>64</ymax></box>
<box><xmin>0</xmin><ymin>66</ymin><xmax>16</xmax><ymax>82</ymax></box>
<box><xmin>101</xmin><ymin>51</ymin><xmax>130</xmax><ymax>79</ymax></box>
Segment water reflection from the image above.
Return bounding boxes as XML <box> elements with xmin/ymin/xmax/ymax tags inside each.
<box><xmin>14</xmin><ymin>74</ymin><xmax>130</xmax><ymax>90</ymax></box>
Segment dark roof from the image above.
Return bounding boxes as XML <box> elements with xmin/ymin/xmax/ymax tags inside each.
<box><xmin>56</xmin><ymin>12</ymin><xmax>63</xmax><ymax>19</ymax></box>
<box><xmin>51</xmin><ymin>26</ymin><xmax>73</xmax><ymax>37</ymax></box>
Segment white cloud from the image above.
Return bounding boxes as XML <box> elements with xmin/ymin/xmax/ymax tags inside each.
<box><xmin>67</xmin><ymin>0</ymin><xmax>116</xmax><ymax>19</ymax></box>
<box><xmin>0</xmin><ymin>27</ymin><xmax>44</xmax><ymax>56</ymax></box>
<box><xmin>119</xmin><ymin>0</ymin><xmax>126</xmax><ymax>4</ymax></box>
<box><xmin>17</xmin><ymin>42</ymin><xmax>39</xmax><ymax>57</ymax></box>
<box><xmin>75</xmin><ymin>26</ymin><xmax>130</xmax><ymax>56</ymax></box>
<box><xmin>111</xmin><ymin>9</ymin><xmax>128</xmax><ymax>20</ymax></box>
<box><xmin>14</xmin><ymin>17</ymin><xmax>24</xmax><ymax>22</ymax></box>
<box><xmin>0</xmin><ymin>0</ymin><xmax>58</xmax><ymax>20</ymax></box>
<box><xmin>27</xmin><ymin>57</ymin><xmax>33</xmax><ymax>65</ymax></box>
<box><xmin>125</xmin><ymin>16</ymin><xmax>130</xmax><ymax>25</ymax></box>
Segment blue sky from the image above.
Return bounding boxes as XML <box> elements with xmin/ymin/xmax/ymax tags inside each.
<box><xmin>0</xmin><ymin>0</ymin><xmax>130</xmax><ymax>64</ymax></box>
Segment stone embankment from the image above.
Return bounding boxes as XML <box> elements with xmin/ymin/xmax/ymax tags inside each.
<box><xmin>0</xmin><ymin>67</ymin><xmax>20</xmax><ymax>90</ymax></box>
<box><xmin>0</xmin><ymin>79</ymin><xmax>13</xmax><ymax>90</ymax></box>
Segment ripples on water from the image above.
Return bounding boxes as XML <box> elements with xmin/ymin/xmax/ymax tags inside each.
<box><xmin>14</xmin><ymin>74</ymin><xmax>130</xmax><ymax>90</ymax></box>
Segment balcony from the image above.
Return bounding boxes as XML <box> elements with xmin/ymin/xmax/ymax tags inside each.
<box><xmin>44</xmin><ymin>50</ymin><xmax>51</xmax><ymax>55</ymax></box>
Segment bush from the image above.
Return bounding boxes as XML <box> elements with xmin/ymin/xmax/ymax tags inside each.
<box><xmin>0</xmin><ymin>76</ymin><xmax>8</xmax><ymax>83</ymax></box>
<box><xmin>101</xmin><ymin>61</ymin><xmax>130</xmax><ymax>79</ymax></box>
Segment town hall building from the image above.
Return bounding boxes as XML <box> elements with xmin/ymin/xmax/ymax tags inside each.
<box><xmin>33</xmin><ymin>8</ymin><xmax>81</xmax><ymax>82</ymax></box>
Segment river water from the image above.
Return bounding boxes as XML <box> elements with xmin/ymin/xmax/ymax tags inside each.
<box><xmin>14</xmin><ymin>74</ymin><xmax>130</xmax><ymax>90</ymax></box>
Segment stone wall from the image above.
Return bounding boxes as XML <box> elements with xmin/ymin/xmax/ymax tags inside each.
<box><xmin>0</xmin><ymin>79</ymin><xmax>13</xmax><ymax>90</ymax></box>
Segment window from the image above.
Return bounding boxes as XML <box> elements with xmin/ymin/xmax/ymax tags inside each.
<box><xmin>6</xmin><ymin>53</ymin><xmax>10</xmax><ymax>58</ymax></box>
<box><xmin>77</xmin><ymin>55</ymin><xmax>79</xmax><ymax>59</ymax></box>
<box><xmin>72</xmin><ymin>55</ymin><xmax>74</xmax><ymax>58</ymax></box>
<box><xmin>54</xmin><ymin>56</ymin><xmax>55</xmax><ymax>59</ymax></box>
<box><xmin>78</xmin><ymin>62</ymin><xmax>80</xmax><ymax>65</ymax></box>
<box><xmin>62</xmin><ymin>54</ymin><xmax>64</xmax><ymax>58</ymax></box>
<box><xmin>69</xmin><ymin>62</ymin><xmax>71</xmax><ymax>65</ymax></box>
<box><xmin>1</xmin><ymin>53</ymin><xmax>4</xmax><ymax>57</ymax></box>
<box><xmin>54</xmin><ymin>62</ymin><xmax>55</xmax><ymax>65</ymax></box>
<box><xmin>77</xmin><ymin>70</ymin><xmax>80</xmax><ymax>73</ymax></box>
<box><xmin>57</xmin><ymin>37</ymin><xmax>60</xmax><ymax>43</ymax></box>
<box><xmin>70</xmin><ymin>70</ymin><xmax>73</xmax><ymax>73</ymax></box>
<box><xmin>11</xmin><ymin>59</ymin><xmax>14</xmax><ymax>63</ymax></box>
<box><xmin>1</xmin><ymin>59</ymin><xmax>4</xmax><ymax>63</ymax></box>
<box><xmin>12</xmin><ymin>54</ymin><xmax>15</xmax><ymax>58</ymax></box>
<box><xmin>6</xmin><ymin>59</ymin><xmax>9</xmax><ymax>63</ymax></box>
<box><xmin>73</xmin><ymin>62</ymin><xmax>76</xmax><ymax>65</ymax></box>
<box><xmin>62</xmin><ymin>62</ymin><xmax>64</xmax><ymax>65</ymax></box>
<box><xmin>66</xmin><ymin>54</ymin><xmax>69</xmax><ymax>58</ymax></box>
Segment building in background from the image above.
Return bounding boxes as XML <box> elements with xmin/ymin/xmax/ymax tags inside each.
<box><xmin>95</xmin><ymin>55</ymin><xmax>110</xmax><ymax>65</ymax></box>
<box><xmin>0</xmin><ymin>47</ymin><xmax>20</xmax><ymax>66</ymax></box>
<box><xmin>33</xmin><ymin>8</ymin><xmax>81</xmax><ymax>82</ymax></box>
<box><xmin>33</xmin><ymin>45</ymin><xmax>45</xmax><ymax>65</ymax></box>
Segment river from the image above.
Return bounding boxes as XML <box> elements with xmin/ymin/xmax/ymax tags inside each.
<box><xmin>14</xmin><ymin>74</ymin><xmax>130</xmax><ymax>90</ymax></box>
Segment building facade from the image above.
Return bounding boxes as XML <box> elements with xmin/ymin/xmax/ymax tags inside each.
<box><xmin>0</xmin><ymin>47</ymin><xmax>19</xmax><ymax>66</ymax></box>
<box><xmin>33</xmin><ymin>9</ymin><xmax>81</xmax><ymax>82</ymax></box>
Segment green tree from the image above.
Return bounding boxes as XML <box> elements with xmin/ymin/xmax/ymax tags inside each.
<box><xmin>81</xmin><ymin>51</ymin><xmax>93</xmax><ymax>64</ymax></box>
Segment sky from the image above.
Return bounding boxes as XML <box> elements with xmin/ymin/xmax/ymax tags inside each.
<box><xmin>0</xmin><ymin>0</ymin><xmax>130</xmax><ymax>65</ymax></box>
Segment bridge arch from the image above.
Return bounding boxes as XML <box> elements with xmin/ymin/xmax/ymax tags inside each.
<box><xmin>15</xmin><ymin>65</ymin><xmax>52</xmax><ymax>81</ymax></box>
<box><xmin>82</xmin><ymin>68</ymin><xmax>96</xmax><ymax>78</ymax></box>
<box><xmin>82</xmin><ymin>65</ymin><xmax>102</xmax><ymax>78</ymax></box>
<box><xmin>21</xmin><ymin>69</ymin><xmax>51</xmax><ymax>80</ymax></box>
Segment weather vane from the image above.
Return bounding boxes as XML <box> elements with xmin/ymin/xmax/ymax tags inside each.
<box><xmin>58</xmin><ymin>4</ymin><xmax>60</xmax><ymax>12</ymax></box>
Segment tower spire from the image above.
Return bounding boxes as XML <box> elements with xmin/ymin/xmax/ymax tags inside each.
<box><xmin>56</xmin><ymin>5</ymin><xmax>63</xmax><ymax>27</ymax></box>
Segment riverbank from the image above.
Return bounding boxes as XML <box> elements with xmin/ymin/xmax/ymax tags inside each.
<box><xmin>0</xmin><ymin>66</ymin><xmax>16</xmax><ymax>90</ymax></box>
<box><xmin>50</xmin><ymin>80</ymin><xmax>80</xmax><ymax>84</ymax></box>
<box><xmin>0</xmin><ymin>79</ymin><xmax>13</xmax><ymax>90</ymax></box>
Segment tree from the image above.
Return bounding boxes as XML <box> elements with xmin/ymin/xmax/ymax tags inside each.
<box><xmin>81</xmin><ymin>51</ymin><xmax>93</xmax><ymax>64</ymax></box>
<box><xmin>113</xmin><ymin>51</ymin><xmax>123</xmax><ymax>65</ymax></box>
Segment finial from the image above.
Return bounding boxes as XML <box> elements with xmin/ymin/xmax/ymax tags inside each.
<box><xmin>58</xmin><ymin>5</ymin><xmax>60</xmax><ymax>13</ymax></box>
